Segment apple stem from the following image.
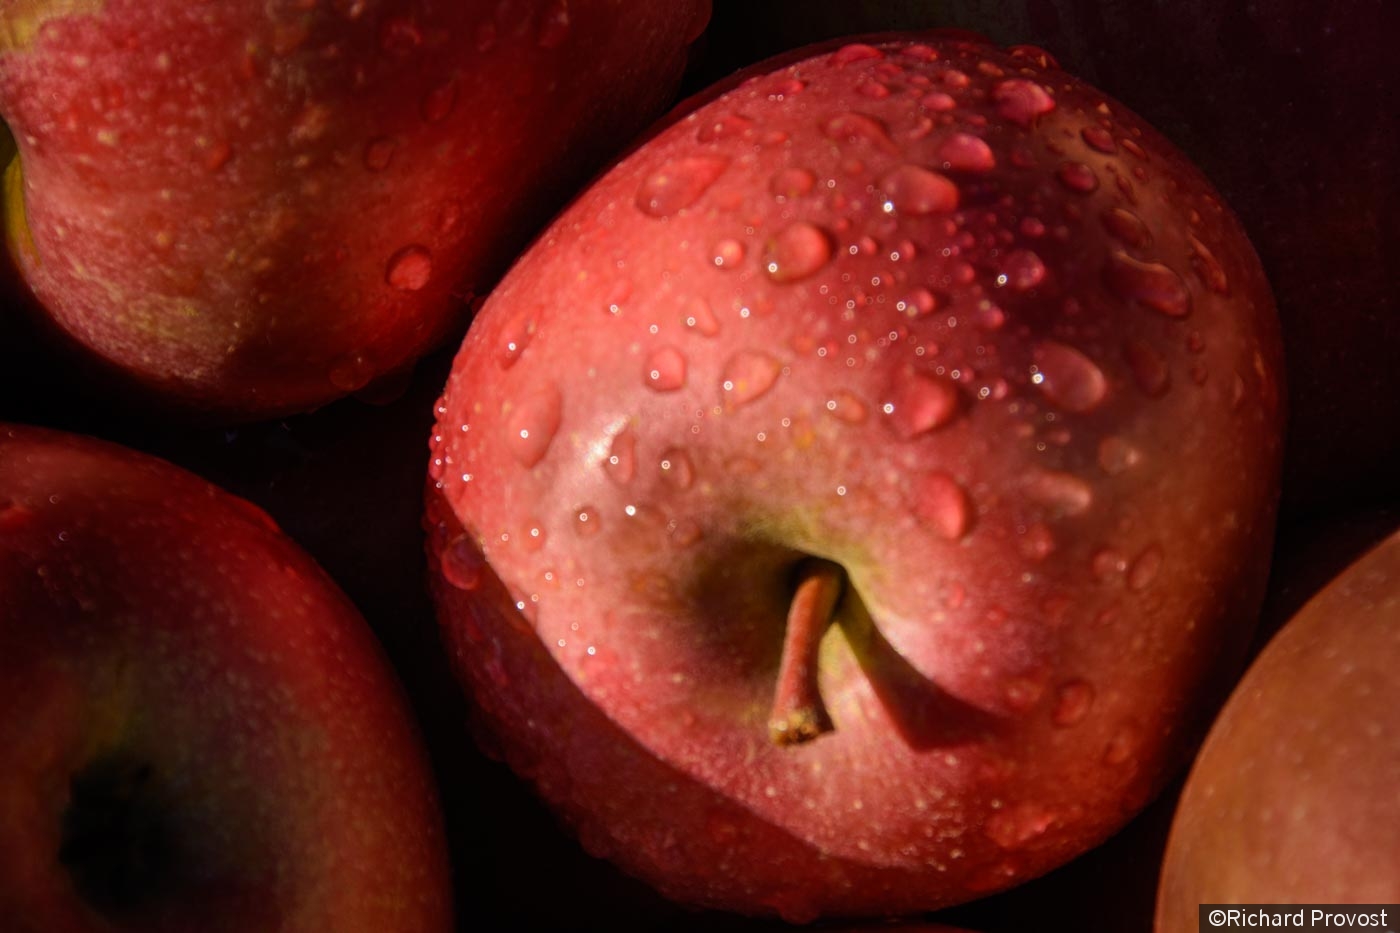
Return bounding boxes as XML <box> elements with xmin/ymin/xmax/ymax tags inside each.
<box><xmin>769</xmin><ymin>558</ymin><xmax>845</xmax><ymax>746</ymax></box>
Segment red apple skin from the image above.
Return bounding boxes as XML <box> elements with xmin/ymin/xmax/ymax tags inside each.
<box><xmin>428</xmin><ymin>35</ymin><xmax>1284</xmax><ymax>919</ymax></box>
<box><xmin>0</xmin><ymin>425</ymin><xmax>451</xmax><ymax>932</ymax></box>
<box><xmin>1156</xmin><ymin>528</ymin><xmax>1400</xmax><ymax>928</ymax></box>
<box><xmin>0</xmin><ymin>0</ymin><xmax>709</xmax><ymax>420</ymax></box>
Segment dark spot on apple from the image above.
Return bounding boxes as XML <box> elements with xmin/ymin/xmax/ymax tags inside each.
<box><xmin>60</xmin><ymin>755</ymin><xmax>178</xmax><ymax>915</ymax></box>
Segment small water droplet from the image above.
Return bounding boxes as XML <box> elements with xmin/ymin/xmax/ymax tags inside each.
<box><xmin>1023</xmin><ymin>470</ymin><xmax>1093</xmax><ymax>516</ymax></box>
<box><xmin>682</xmin><ymin>297</ymin><xmax>720</xmax><ymax>336</ymax></box>
<box><xmin>830</xmin><ymin>43</ymin><xmax>884</xmax><ymax>67</ymax></box>
<box><xmin>363</xmin><ymin>136</ymin><xmax>396</xmax><ymax>171</ymax></box>
<box><xmin>1127</xmin><ymin>545</ymin><xmax>1163</xmax><ymax>590</ymax></box>
<box><xmin>386</xmin><ymin>244</ymin><xmax>433</xmax><ymax>291</ymax></box>
<box><xmin>438</xmin><ymin>200</ymin><xmax>463</xmax><ymax>235</ymax></box>
<box><xmin>824</xmin><ymin>391</ymin><xmax>868</xmax><ymax>424</ymax></box>
<box><xmin>574</xmin><ymin>506</ymin><xmax>601</xmax><ymax>537</ymax></box>
<box><xmin>1097</xmin><ymin>436</ymin><xmax>1143</xmax><ymax>475</ymax></box>
<box><xmin>380</xmin><ymin>16</ymin><xmax>423</xmax><ymax>53</ymax></box>
<box><xmin>536</xmin><ymin>0</ymin><xmax>570</xmax><ymax>48</ymax></box>
<box><xmin>1100</xmin><ymin>207</ymin><xmax>1152</xmax><ymax>248</ymax></box>
<box><xmin>898</xmin><ymin>287</ymin><xmax>938</xmax><ymax>317</ymax></box>
<box><xmin>668</xmin><ymin>518</ymin><xmax>703</xmax><ymax>548</ymax></box>
<box><xmin>764</xmin><ymin>223</ymin><xmax>832</xmax><ymax>282</ymax></box>
<box><xmin>1092</xmin><ymin>548</ymin><xmax>1128</xmax><ymax>580</ymax></box>
<box><xmin>915</xmin><ymin>472</ymin><xmax>970</xmax><ymax>540</ymax></box>
<box><xmin>696</xmin><ymin>112</ymin><xmax>755</xmax><ymax>143</ymax></box>
<box><xmin>1033</xmin><ymin>341</ymin><xmax>1107</xmax><ymax>413</ymax></box>
<box><xmin>1103</xmin><ymin>728</ymin><xmax>1136</xmax><ymax>765</ymax></box>
<box><xmin>1018</xmin><ymin>522</ymin><xmax>1055</xmax><ymax>561</ymax></box>
<box><xmin>821</xmin><ymin>112</ymin><xmax>899</xmax><ymax>154</ymax></box>
<box><xmin>1122</xmin><ymin>339</ymin><xmax>1170</xmax><ymax>397</ymax></box>
<box><xmin>1104</xmin><ymin>251</ymin><xmax>1191</xmax><ymax>317</ymax></box>
<box><xmin>1001</xmin><ymin>249</ymin><xmax>1046</xmax><ymax>291</ymax></box>
<box><xmin>505</xmin><ymin>383</ymin><xmax>563</xmax><ymax>468</ymax></box>
<box><xmin>328</xmin><ymin>352</ymin><xmax>374</xmax><ymax>391</ymax></box>
<box><xmin>936</xmin><ymin>132</ymin><xmax>996</xmax><ymax>173</ymax></box>
<box><xmin>721</xmin><ymin>351</ymin><xmax>782</xmax><ymax>408</ymax></box>
<box><xmin>879</xmin><ymin>164</ymin><xmax>959</xmax><ymax>217</ymax></box>
<box><xmin>884</xmin><ymin>371</ymin><xmax>960</xmax><ymax>438</ymax></box>
<box><xmin>1080</xmin><ymin>125</ymin><xmax>1116</xmax><ymax>153</ymax></box>
<box><xmin>421</xmin><ymin>79</ymin><xmax>457</xmax><ymax>123</ymax></box>
<box><xmin>440</xmin><ymin>535</ymin><xmax>484</xmax><ymax>591</ymax></box>
<box><xmin>1188</xmin><ymin>234</ymin><xmax>1230</xmax><ymax>295</ymax></box>
<box><xmin>644</xmin><ymin>345</ymin><xmax>687</xmax><ymax>391</ymax></box>
<box><xmin>992</xmin><ymin>78</ymin><xmax>1055</xmax><ymax>127</ymax></box>
<box><xmin>857</xmin><ymin>78</ymin><xmax>891</xmax><ymax>99</ymax></box>
<box><xmin>202</xmin><ymin>139</ymin><xmax>232</xmax><ymax>172</ymax></box>
<box><xmin>985</xmin><ymin>803</ymin><xmax>1056</xmax><ymax>848</ymax></box>
<box><xmin>1057</xmin><ymin>161</ymin><xmax>1098</xmax><ymax>193</ymax></box>
<box><xmin>636</xmin><ymin>156</ymin><xmax>729</xmax><ymax>218</ymax></box>
<box><xmin>769</xmin><ymin>167</ymin><xmax>817</xmax><ymax>200</ymax></box>
<box><xmin>712</xmin><ymin>238</ymin><xmax>745</xmax><ymax>269</ymax></box>
<box><xmin>605</xmin><ymin>429</ymin><xmax>636</xmax><ymax>485</ymax></box>
<box><xmin>659</xmin><ymin>448</ymin><xmax>695</xmax><ymax>490</ymax></box>
<box><xmin>1052</xmin><ymin>681</ymin><xmax>1094</xmax><ymax>727</ymax></box>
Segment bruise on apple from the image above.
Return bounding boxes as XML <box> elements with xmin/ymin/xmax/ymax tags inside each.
<box><xmin>429</xmin><ymin>34</ymin><xmax>1284</xmax><ymax>920</ymax></box>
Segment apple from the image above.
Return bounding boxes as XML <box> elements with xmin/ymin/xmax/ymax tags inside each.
<box><xmin>1156</xmin><ymin>527</ymin><xmax>1400</xmax><ymax>927</ymax></box>
<box><xmin>427</xmin><ymin>34</ymin><xmax>1285</xmax><ymax>920</ymax></box>
<box><xmin>0</xmin><ymin>424</ymin><xmax>451</xmax><ymax>931</ymax></box>
<box><xmin>0</xmin><ymin>0</ymin><xmax>710</xmax><ymax>419</ymax></box>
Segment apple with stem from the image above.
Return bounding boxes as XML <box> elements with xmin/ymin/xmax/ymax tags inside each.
<box><xmin>0</xmin><ymin>0</ymin><xmax>709</xmax><ymax>419</ymax></box>
<box><xmin>0</xmin><ymin>424</ymin><xmax>451</xmax><ymax>931</ymax></box>
<box><xmin>427</xmin><ymin>33</ymin><xmax>1285</xmax><ymax>920</ymax></box>
<box><xmin>1156</xmin><ymin>527</ymin><xmax>1400</xmax><ymax>927</ymax></box>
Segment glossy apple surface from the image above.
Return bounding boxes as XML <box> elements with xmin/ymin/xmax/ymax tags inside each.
<box><xmin>0</xmin><ymin>0</ymin><xmax>709</xmax><ymax>419</ymax></box>
<box><xmin>1156</xmin><ymin>528</ymin><xmax>1400</xmax><ymax>928</ymax></box>
<box><xmin>0</xmin><ymin>424</ymin><xmax>451</xmax><ymax>932</ymax></box>
<box><xmin>428</xmin><ymin>34</ymin><xmax>1284</xmax><ymax>920</ymax></box>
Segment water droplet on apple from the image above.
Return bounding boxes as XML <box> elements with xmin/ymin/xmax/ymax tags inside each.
<box><xmin>1101</xmin><ymin>207</ymin><xmax>1152</xmax><ymax>248</ymax></box>
<box><xmin>1097</xmin><ymin>436</ymin><xmax>1143</xmax><ymax>475</ymax></box>
<box><xmin>830</xmin><ymin>42</ymin><xmax>884</xmax><ymax>67</ymax></box>
<box><xmin>0</xmin><ymin>499</ymin><xmax>34</xmax><ymax>532</ymax></box>
<box><xmin>1056</xmin><ymin>161</ymin><xmax>1098</xmax><ymax>193</ymax></box>
<box><xmin>1080</xmin><ymin>125</ymin><xmax>1117</xmax><ymax>153</ymax></box>
<box><xmin>898</xmin><ymin>287</ymin><xmax>938</xmax><ymax>317</ymax></box>
<box><xmin>605</xmin><ymin>429</ymin><xmax>637</xmax><ymax>485</ymax></box>
<box><xmin>1127</xmin><ymin>544</ymin><xmax>1164</xmax><ymax>590</ymax></box>
<box><xmin>505</xmin><ymin>383</ymin><xmax>563</xmax><ymax>468</ymax></box>
<box><xmin>644</xmin><ymin>345</ymin><xmax>687</xmax><ymax>392</ymax></box>
<box><xmin>496</xmin><ymin>313</ymin><xmax>535</xmax><ymax>370</ymax></box>
<box><xmin>1018</xmin><ymin>522</ymin><xmax>1055</xmax><ymax>561</ymax></box>
<box><xmin>878</xmin><ymin>165</ymin><xmax>958</xmax><ymax>215</ymax></box>
<box><xmin>1104</xmin><ymin>251</ymin><xmax>1192</xmax><ymax>317</ymax></box>
<box><xmin>884</xmin><ymin>372</ymin><xmax>960</xmax><ymax>438</ymax></box>
<box><xmin>769</xmin><ymin>166</ymin><xmax>817</xmax><ymax>200</ymax></box>
<box><xmin>1023</xmin><ymin>470</ymin><xmax>1093</xmax><ymax>516</ymax></box>
<box><xmin>386</xmin><ymin>245</ymin><xmax>433</xmax><ymax>291</ymax></box>
<box><xmin>328</xmin><ymin>352</ymin><xmax>374</xmax><ymax>391</ymax></box>
<box><xmin>202</xmin><ymin>139</ymin><xmax>232</xmax><ymax>172</ymax></box>
<box><xmin>1103</xmin><ymin>728</ymin><xmax>1137</xmax><ymax>766</ymax></box>
<box><xmin>1000</xmin><ymin>249</ymin><xmax>1046</xmax><ymax>291</ymax></box>
<box><xmin>711</xmin><ymin>238</ymin><xmax>745</xmax><ymax>269</ymax></box>
<box><xmin>421</xmin><ymin>79</ymin><xmax>457</xmax><ymax>123</ymax></box>
<box><xmin>658</xmin><ymin>448</ymin><xmax>695</xmax><ymax>490</ymax></box>
<box><xmin>682</xmin><ymin>297</ymin><xmax>720</xmax><ymax>336</ymax></box>
<box><xmin>1033</xmin><ymin>341</ymin><xmax>1107</xmax><ymax>413</ymax></box>
<box><xmin>1188</xmin><ymin>234</ymin><xmax>1230</xmax><ymax>295</ymax></box>
<box><xmin>1123</xmin><ymin>339</ymin><xmax>1170</xmax><ymax>397</ymax></box>
<box><xmin>935</xmin><ymin>132</ymin><xmax>996</xmax><ymax>173</ymax></box>
<box><xmin>821</xmin><ymin>112</ymin><xmax>899</xmax><ymax>154</ymax></box>
<box><xmin>992</xmin><ymin>78</ymin><xmax>1055</xmax><ymax>126</ymax></box>
<box><xmin>536</xmin><ymin>0</ymin><xmax>570</xmax><ymax>48</ymax></box>
<box><xmin>824</xmin><ymin>391</ymin><xmax>868</xmax><ymax>424</ymax></box>
<box><xmin>363</xmin><ymin>136</ymin><xmax>395</xmax><ymax>171</ymax></box>
<box><xmin>721</xmin><ymin>351</ymin><xmax>782</xmax><ymax>408</ymax></box>
<box><xmin>380</xmin><ymin>16</ymin><xmax>422</xmax><ymax>53</ymax></box>
<box><xmin>1052</xmin><ymin>680</ymin><xmax>1095</xmax><ymax>726</ymax></box>
<box><xmin>635</xmin><ymin>156</ymin><xmax>729</xmax><ymax>218</ymax></box>
<box><xmin>433</xmin><ymin>535</ymin><xmax>483</xmax><ymax>593</ymax></box>
<box><xmin>922</xmin><ymin>90</ymin><xmax>956</xmax><ymax>111</ymax></box>
<box><xmin>915</xmin><ymin>472</ymin><xmax>970</xmax><ymax>540</ymax></box>
<box><xmin>1092</xmin><ymin>548</ymin><xmax>1128</xmax><ymax>580</ymax></box>
<box><xmin>763</xmin><ymin>223</ymin><xmax>832</xmax><ymax>282</ymax></box>
<box><xmin>984</xmin><ymin>802</ymin><xmax>1056</xmax><ymax>848</ymax></box>
<box><xmin>696</xmin><ymin>112</ymin><xmax>755</xmax><ymax>143</ymax></box>
<box><xmin>574</xmin><ymin>506</ymin><xmax>601</xmax><ymax>537</ymax></box>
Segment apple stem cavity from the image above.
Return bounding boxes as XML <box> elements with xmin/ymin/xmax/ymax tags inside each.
<box><xmin>769</xmin><ymin>558</ymin><xmax>845</xmax><ymax>747</ymax></box>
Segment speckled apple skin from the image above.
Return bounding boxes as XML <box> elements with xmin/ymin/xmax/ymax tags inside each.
<box><xmin>429</xmin><ymin>35</ymin><xmax>1284</xmax><ymax>919</ymax></box>
<box><xmin>0</xmin><ymin>0</ymin><xmax>709</xmax><ymax>419</ymax></box>
<box><xmin>0</xmin><ymin>425</ymin><xmax>452</xmax><ymax>932</ymax></box>
<box><xmin>1157</xmin><ymin>529</ymin><xmax>1400</xmax><ymax>928</ymax></box>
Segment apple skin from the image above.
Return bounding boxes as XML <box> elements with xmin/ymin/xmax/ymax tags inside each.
<box><xmin>427</xmin><ymin>34</ymin><xmax>1285</xmax><ymax>920</ymax></box>
<box><xmin>0</xmin><ymin>425</ymin><xmax>451</xmax><ymax>932</ymax></box>
<box><xmin>1156</xmin><ymin>527</ymin><xmax>1400</xmax><ymax>928</ymax></box>
<box><xmin>0</xmin><ymin>0</ymin><xmax>709</xmax><ymax>420</ymax></box>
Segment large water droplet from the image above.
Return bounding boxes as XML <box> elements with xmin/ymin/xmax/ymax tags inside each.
<box><xmin>605</xmin><ymin>429</ymin><xmax>636</xmax><ymax>485</ymax></box>
<box><xmin>682</xmin><ymin>297</ymin><xmax>720</xmax><ymax>336</ymax></box>
<box><xmin>1188</xmin><ymin>234</ymin><xmax>1230</xmax><ymax>295</ymax></box>
<box><xmin>1100</xmin><ymin>207</ymin><xmax>1152</xmax><ymax>248</ymax></box>
<box><xmin>505</xmin><ymin>383</ymin><xmax>563</xmax><ymax>468</ymax></box>
<box><xmin>769</xmin><ymin>167</ymin><xmax>817</xmax><ymax>200</ymax></box>
<box><xmin>659</xmin><ymin>448</ymin><xmax>695</xmax><ymax>490</ymax></box>
<box><xmin>440</xmin><ymin>535</ymin><xmax>484</xmax><ymax>591</ymax></box>
<box><xmin>635</xmin><ymin>156</ymin><xmax>729</xmax><ymax>218</ymax></box>
<box><xmin>386</xmin><ymin>245</ymin><xmax>433</xmax><ymax>291</ymax></box>
<box><xmin>721</xmin><ymin>351</ymin><xmax>783</xmax><ymax>408</ymax></box>
<box><xmin>1104</xmin><ymin>252</ymin><xmax>1191</xmax><ymax>317</ymax></box>
<box><xmin>936</xmin><ymin>133</ymin><xmax>996</xmax><ymax>173</ymax></box>
<box><xmin>916</xmin><ymin>472</ymin><xmax>970</xmax><ymax>540</ymax></box>
<box><xmin>878</xmin><ymin>165</ymin><xmax>958</xmax><ymax>215</ymax></box>
<box><xmin>1056</xmin><ymin>161</ymin><xmax>1098</xmax><ymax>193</ymax></box>
<box><xmin>831</xmin><ymin>43</ymin><xmax>884</xmax><ymax>67</ymax></box>
<box><xmin>764</xmin><ymin>223</ymin><xmax>832</xmax><ymax>282</ymax></box>
<box><xmin>644</xmin><ymin>346</ymin><xmax>687</xmax><ymax>392</ymax></box>
<box><xmin>1052</xmin><ymin>681</ymin><xmax>1094</xmax><ymax>727</ymax></box>
<box><xmin>821</xmin><ymin>112</ymin><xmax>899</xmax><ymax>154</ymax></box>
<box><xmin>884</xmin><ymin>372</ymin><xmax>960</xmax><ymax>438</ymax></box>
<box><xmin>1123</xmin><ymin>339</ymin><xmax>1171</xmax><ymax>397</ymax></box>
<box><xmin>496</xmin><ymin>313</ymin><xmax>535</xmax><ymax>370</ymax></box>
<box><xmin>1023</xmin><ymin>470</ymin><xmax>1093</xmax><ymax>516</ymax></box>
<box><xmin>992</xmin><ymin>78</ymin><xmax>1055</xmax><ymax>127</ymax></box>
<box><xmin>1000</xmin><ymin>249</ymin><xmax>1046</xmax><ymax>291</ymax></box>
<box><xmin>1033</xmin><ymin>341</ymin><xmax>1107</xmax><ymax>413</ymax></box>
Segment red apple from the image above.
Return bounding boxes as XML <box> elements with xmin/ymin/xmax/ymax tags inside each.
<box><xmin>428</xmin><ymin>34</ymin><xmax>1284</xmax><ymax>920</ymax></box>
<box><xmin>0</xmin><ymin>0</ymin><xmax>709</xmax><ymax>419</ymax></box>
<box><xmin>1156</xmin><ymin>527</ymin><xmax>1400</xmax><ymax>927</ymax></box>
<box><xmin>0</xmin><ymin>424</ymin><xmax>451</xmax><ymax>931</ymax></box>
